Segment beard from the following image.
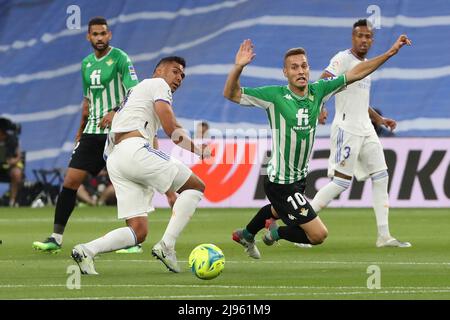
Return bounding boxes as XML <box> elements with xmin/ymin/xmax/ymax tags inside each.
<box><xmin>91</xmin><ymin>41</ymin><xmax>109</xmax><ymax>52</ymax></box>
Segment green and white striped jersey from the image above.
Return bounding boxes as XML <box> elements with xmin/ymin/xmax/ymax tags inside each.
<box><xmin>241</xmin><ymin>75</ymin><xmax>346</xmax><ymax>184</ymax></box>
<box><xmin>81</xmin><ymin>47</ymin><xmax>139</xmax><ymax>134</ymax></box>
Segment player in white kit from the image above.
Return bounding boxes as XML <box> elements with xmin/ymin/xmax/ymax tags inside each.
<box><xmin>311</xmin><ymin>19</ymin><xmax>411</xmax><ymax>248</ymax></box>
<box><xmin>71</xmin><ymin>56</ymin><xmax>211</xmax><ymax>274</ymax></box>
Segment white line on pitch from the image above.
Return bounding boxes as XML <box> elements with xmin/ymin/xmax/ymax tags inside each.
<box><xmin>3</xmin><ymin>284</ymin><xmax>450</xmax><ymax>290</ymax></box>
<box><xmin>17</xmin><ymin>289</ymin><xmax>450</xmax><ymax>300</ymax></box>
<box><xmin>1</xmin><ymin>259</ymin><xmax>449</xmax><ymax>266</ymax></box>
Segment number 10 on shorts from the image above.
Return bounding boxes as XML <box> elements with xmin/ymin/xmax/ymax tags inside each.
<box><xmin>287</xmin><ymin>192</ymin><xmax>307</xmax><ymax>210</ymax></box>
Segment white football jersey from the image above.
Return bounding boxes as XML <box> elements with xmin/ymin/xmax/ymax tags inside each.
<box><xmin>325</xmin><ymin>49</ymin><xmax>375</xmax><ymax>136</ymax></box>
<box><xmin>111</xmin><ymin>78</ymin><xmax>173</xmax><ymax>140</ymax></box>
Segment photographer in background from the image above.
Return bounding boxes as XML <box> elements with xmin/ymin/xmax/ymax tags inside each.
<box><xmin>0</xmin><ymin>118</ymin><xmax>24</xmax><ymax>207</ymax></box>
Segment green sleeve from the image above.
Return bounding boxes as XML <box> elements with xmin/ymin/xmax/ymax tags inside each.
<box><xmin>314</xmin><ymin>74</ymin><xmax>347</xmax><ymax>103</ymax></box>
<box><xmin>240</xmin><ymin>86</ymin><xmax>277</xmax><ymax>109</ymax></box>
<box><xmin>117</xmin><ymin>52</ymin><xmax>139</xmax><ymax>91</ymax></box>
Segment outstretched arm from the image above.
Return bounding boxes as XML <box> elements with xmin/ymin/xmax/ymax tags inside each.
<box><xmin>223</xmin><ymin>39</ymin><xmax>256</xmax><ymax>103</ymax></box>
<box><xmin>346</xmin><ymin>34</ymin><xmax>411</xmax><ymax>85</ymax></box>
<box><xmin>317</xmin><ymin>70</ymin><xmax>336</xmax><ymax>124</ymax></box>
<box><xmin>154</xmin><ymin>101</ymin><xmax>210</xmax><ymax>159</ymax></box>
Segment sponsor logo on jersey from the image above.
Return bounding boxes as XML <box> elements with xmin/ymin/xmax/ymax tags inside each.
<box><xmin>294</xmin><ymin>108</ymin><xmax>311</xmax><ymax>131</ymax></box>
<box><xmin>288</xmin><ymin>214</ymin><xmax>296</xmax><ymax>220</ymax></box>
<box><xmin>89</xmin><ymin>69</ymin><xmax>104</xmax><ymax>88</ymax></box>
<box><xmin>283</xmin><ymin>94</ymin><xmax>293</xmax><ymax>101</ymax></box>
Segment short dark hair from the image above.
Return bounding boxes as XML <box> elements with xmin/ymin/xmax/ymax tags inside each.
<box><xmin>353</xmin><ymin>19</ymin><xmax>373</xmax><ymax>30</ymax></box>
<box><xmin>88</xmin><ymin>16</ymin><xmax>108</xmax><ymax>32</ymax></box>
<box><xmin>153</xmin><ymin>56</ymin><xmax>186</xmax><ymax>73</ymax></box>
<box><xmin>284</xmin><ymin>47</ymin><xmax>307</xmax><ymax>64</ymax></box>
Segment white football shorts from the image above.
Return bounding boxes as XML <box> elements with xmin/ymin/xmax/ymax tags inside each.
<box><xmin>107</xmin><ymin>137</ymin><xmax>192</xmax><ymax>220</ymax></box>
<box><xmin>328</xmin><ymin>125</ymin><xmax>387</xmax><ymax>181</ymax></box>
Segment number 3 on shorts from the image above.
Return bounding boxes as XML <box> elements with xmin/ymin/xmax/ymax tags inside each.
<box><xmin>343</xmin><ymin>146</ymin><xmax>351</xmax><ymax>159</ymax></box>
<box><xmin>287</xmin><ymin>192</ymin><xmax>307</xmax><ymax>210</ymax></box>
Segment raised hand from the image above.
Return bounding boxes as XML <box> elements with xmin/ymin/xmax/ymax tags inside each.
<box><xmin>388</xmin><ymin>34</ymin><xmax>412</xmax><ymax>57</ymax></box>
<box><xmin>235</xmin><ymin>39</ymin><xmax>256</xmax><ymax>68</ymax></box>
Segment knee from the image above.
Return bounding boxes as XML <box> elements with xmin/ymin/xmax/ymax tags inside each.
<box><xmin>190</xmin><ymin>176</ymin><xmax>205</xmax><ymax>193</ymax></box>
<box><xmin>370</xmin><ymin>170</ymin><xmax>389</xmax><ymax>182</ymax></box>
<box><xmin>308</xmin><ymin>227</ymin><xmax>328</xmax><ymax>245</ymax></box>
<box><xmin>133</xmin><ymin>225</ymin><xmax>148</xmax><ymax>244</ymax></box>
<box><xmin>127</xmin><ymin>220</ymin><xmax>148</xmax><ymax>244</ymax></box>
<box><xmin>195</xmin><ymin>178</ymin><xmax>205</xmax><ymax>193</ymax></box>
<box><xmin>63</xmin><ymin>176</ymin><xmax>82</xmax><ymax>189</ymax></box>
<box><xmin>332</xmin><ymin>176</ymin><xmax>351</xmax><ymax>190</ymax></box>
<box><xmin>63</xmin><ymin>169</ymin><xmax>87</xmax><ymax>189</ymax></box>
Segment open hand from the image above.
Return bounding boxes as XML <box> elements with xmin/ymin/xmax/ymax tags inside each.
<box><xmin>99</xmin><ymin>110</ymin><xmax>115</xmax><ymax>129</ymax></box>
<box><xmin>235</xmin><ymin>39</ymin><xmax>256</xmax><ymax>68</ymax></box>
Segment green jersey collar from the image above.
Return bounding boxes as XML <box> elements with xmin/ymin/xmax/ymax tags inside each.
<box><xmin>94</xmin><ymin>46</ymin><xmax>113</xmax><ymax>62</ymax></box>
<box><xmin>286</xmin><ymin>84</ymin><xmax>309</xmax><ymax>100</ymax></box>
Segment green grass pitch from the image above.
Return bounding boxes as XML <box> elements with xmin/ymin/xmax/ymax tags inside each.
<box><xmin>0</xmin><ymin>206</ymin><xmax>449</xmax><ymax>300</ymax></box>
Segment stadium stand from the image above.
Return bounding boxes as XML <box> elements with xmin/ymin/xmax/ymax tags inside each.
<box><xmin>1</xmin><ymin>0</ymin><xmax>450</xmax><ymax>182</ymax></box>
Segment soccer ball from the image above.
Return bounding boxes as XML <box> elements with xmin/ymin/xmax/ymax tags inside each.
<box><xmin>188</xmin><ymin>243</ymin><xmax>225</xmax><ymax>280</ymax></box>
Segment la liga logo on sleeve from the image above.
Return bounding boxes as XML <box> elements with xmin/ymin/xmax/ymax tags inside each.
<box><xmin>128</xmin><ymin>65</ymin><xmax>138</xmax><ymax>80</ymax></box>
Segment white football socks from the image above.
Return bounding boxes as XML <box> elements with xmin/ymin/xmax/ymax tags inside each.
<box><xmin>51</xmin><ymin>233</ymin><xmax>63</xmax><ymax>245</ymax></box>
<box><xmin>371</xmin><ymin>171</ymin><xmax>391</xmax><ymax>238</ymax></box>
<box><xmin>311</xmin><ymin>177</ymin><xmax>351</xmax><ymax>213</ymax></box>
<box><xmin>161</xmin><ymin>189</ymin><xmax>203</xmax><ymax>250</ymax></box>
<box><xmin>83</xmin><ymin>227</ymin><xmax>137</xmax><ymax>257</ymax></box>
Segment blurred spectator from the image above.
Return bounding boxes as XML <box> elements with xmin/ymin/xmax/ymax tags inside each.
<box><xmin>371</xmin><ymin>108</ymin><xmax>395</xmax><ymax>137</ymax></box>
<box><xmin>195</xmin><ymin>121</ymin><xmax>210</xmax><ymax>139</ymax></box>
<box><xmin>77</xmin><ymin>169</ymin><xmax>116</xmax><ymax>206</ymax></box>
<box><xmin>0</xmin><ymin>118</ymin><xmax>24</xmax><ymax>207</ymax></box>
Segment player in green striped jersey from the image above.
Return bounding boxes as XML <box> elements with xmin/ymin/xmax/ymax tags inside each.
<box><xmin>33</xmin><ymin>17</ymin><xmax>140</xmax><ymax>253</ymax></box>
<box><xmin>225</xmin><ymin>36</ymin><xmax>411</xmax><ymax>258</ymax></box>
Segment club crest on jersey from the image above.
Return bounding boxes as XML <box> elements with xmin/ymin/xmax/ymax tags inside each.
<box><xmin>106</xmin><ymin>58</ymin><xmax>114</xmax><ymax>66</ymax></box>
<box><xmin>299</xmin><ymin>208</ymin><xmax>309</xmax><ymax>216</ymax></box>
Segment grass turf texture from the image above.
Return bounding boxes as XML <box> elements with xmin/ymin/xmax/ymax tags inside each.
<box><xmin>0</xmin><ymin>207</ymin><xmax>449</xmax><ymax>300</ymax></box>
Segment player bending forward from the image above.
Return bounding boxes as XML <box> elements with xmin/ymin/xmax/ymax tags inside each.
<box><xmin>71</xmin><ymin>56</ymin><xmax>210</xmax><ymax>274</ymax></box>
